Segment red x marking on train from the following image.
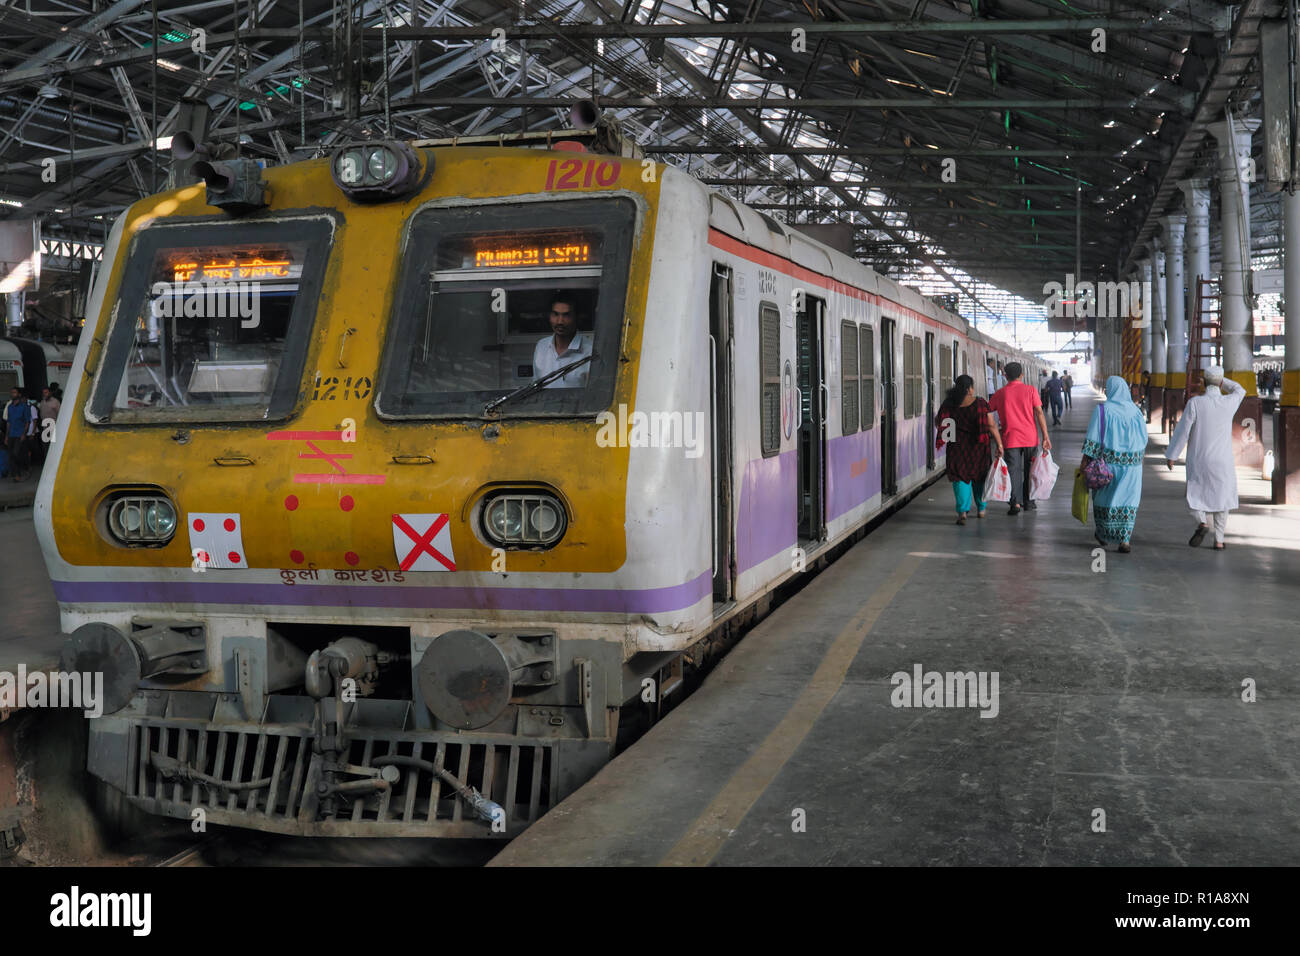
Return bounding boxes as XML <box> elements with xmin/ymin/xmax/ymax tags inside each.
<box><xmin>392</xmin><ymin>513</ymin><xmax>456</xmax><ymax>571</ymax></box>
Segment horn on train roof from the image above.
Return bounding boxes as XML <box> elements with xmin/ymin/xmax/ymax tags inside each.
<box><xmin>569</xmin><ymin>99</ymin><xmax>601</xmax><ymax>129</ymax></box>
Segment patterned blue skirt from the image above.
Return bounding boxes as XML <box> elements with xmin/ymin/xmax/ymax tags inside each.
<box><xmin>1083</xmin><ymin>439</ymin><xmax>1144</xmax><ymax>544</ymax></box>
<box><xmin>1091</xmin><ymin>464</ymin><xmax>1143</xmax><ymax>543</ymax></box>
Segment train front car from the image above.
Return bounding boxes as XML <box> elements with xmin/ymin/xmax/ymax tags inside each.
<box><xmin>36</xmin><ymin>143</ymin><xmax>705</xmax><ymax>838</ymax></box>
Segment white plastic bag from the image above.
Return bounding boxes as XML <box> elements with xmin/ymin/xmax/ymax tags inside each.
<box><xmin>1030</xmin><ymin>450</ymin><xmax>1060</xmax><ymax>500</ymax></box>
<box><xmin>984</xmin><ymin>456</ymin><xmax>1011</xmax><ymax>502</ymax></box>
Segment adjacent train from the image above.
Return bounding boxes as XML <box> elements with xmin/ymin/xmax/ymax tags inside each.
<box><xmin>38</xmin><ymin>128</ymin><xmax>1043</xmax><ymax>837</ymax></box>
<box><xmin>0</xmin><ymin>336</ymin><xmax>78</xmax><ymax>396</ymax></box>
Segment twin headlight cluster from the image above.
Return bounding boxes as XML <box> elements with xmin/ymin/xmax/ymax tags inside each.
<box><xmin>481</xmin><ymin>493</ymin><xmax>567</xmax><ymax>549</ymax></box>
<box><xmin>329</xmin><ymin>140</ymin><xmax>424</xmax><ymax>201</ymax></box>
<box><xmin>106</xmin><ymin>494</ymin><xmax>178</xmax><ymax>545</ymax></box>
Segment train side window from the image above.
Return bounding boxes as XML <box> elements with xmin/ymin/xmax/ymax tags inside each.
<box><xmin>902</xmin><ymin>334</ymin><xmax>915</xmax><ymax>418</ymax></box>
<box><xmin>840</xmin><ymin>320</ymin><xmax>858</xmax><ymax>435</ymax></box>
<box><xmin>939</xmin><ymin>344</ymin><xmax>953</xmax><ymax>392</ymax></box>
<box><xmin>914</xmin><ymin>337</ymin><xmax>924</xmax><ymax>416</ymax></box>
<box><xmin>859</xmin><ymin>325</ymin><xmax>875</xmax><ymax>428</ymax></box>
<box><xmin>759</xmin><ymin>302</ymin><xmax>781</xmax><ymax>457</ymax></box>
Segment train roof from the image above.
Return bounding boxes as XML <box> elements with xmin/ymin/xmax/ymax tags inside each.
<box><xmin>684</xmin><ymin>168</ymin><xmax>1034</xmax><ymax>363</ymax></box>
<box><xmin>0</xmin><ymin>339</ymin><xmax>22</xmax><ymax>362</ymax></box>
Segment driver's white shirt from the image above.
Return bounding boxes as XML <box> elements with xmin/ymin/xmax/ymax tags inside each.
<box><xmin>533</xmin><ymin>333</ymin><xmax>591</xmax><ymax>388</ymax></box>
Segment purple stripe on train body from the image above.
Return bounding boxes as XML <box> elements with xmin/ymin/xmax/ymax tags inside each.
<box><xmin>825</xmin><ymin>429</ymin><xmax>881</xmax><ymax>521</ymax></box>
<box><xmin>899</xmin><ymin>417</ymin><xmax>927</xmax><ymax>476</ymax></box>
<box><xmin>51</xmin><ymin>571</ymin><xmax>714</xmax><ymax>615</ymax></box>
<box><xmin>735</xmin><ymin>450</ymin><xmax>797</xmax><ymax>573</ymax></box>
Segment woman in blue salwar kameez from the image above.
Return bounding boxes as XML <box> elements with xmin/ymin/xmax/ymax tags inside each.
<box><xmin>1081</xmin><ymin>376</ymin><xmax>1149</xmax><ymax>552</ymax></box>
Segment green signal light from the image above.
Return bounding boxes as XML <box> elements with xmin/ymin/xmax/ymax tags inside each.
<box><xmin>238</xmin><ymin>101</ymin><xmax>256</xmax><ymax>110</ymax></box>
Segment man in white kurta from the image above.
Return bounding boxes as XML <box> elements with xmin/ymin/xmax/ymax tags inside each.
<box><xmin>1165</xmin><ymin>366</ymin><xmax>1244</xmax><ymax>548</ymax></box>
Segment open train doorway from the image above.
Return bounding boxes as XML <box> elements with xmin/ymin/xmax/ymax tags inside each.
<box><xmin>709</xmin><ymin>264</ymin><xmax>735</xmax><ymax>604</ymax></box>
<box><xmin>925</xmin><ymin>332</ymin><xmax>936</xmax><ymax>470</ymax></box>
<box><xmin>796</xmin><ymin>294</ymin><xmax>826</xmax><ymax>542</ymax></box>
<box><xmin>880</xmin><ymin>319</ymin><xmax>898</xmax><ymax>496</ymax></box>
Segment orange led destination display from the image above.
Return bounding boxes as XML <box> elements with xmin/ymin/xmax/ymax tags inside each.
<box><xmin>172</xmin><ymin>257</ymin><xmax>293</xmax><ymax>282</ymax></box>
<box><xmin>471</xmin><ymin>242</ymin><xmax>592</xmax><ymax>269</ymax></box>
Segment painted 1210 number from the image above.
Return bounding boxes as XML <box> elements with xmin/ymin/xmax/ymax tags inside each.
<box><xmin>312</xmin><ymin>374</ymin><xmax>372</xmax><ymax>400</ymax></box>
<box><xmin>544</xmin><ymin>157</ymin><xmax>622</xmax><ymax>191</ymax></box>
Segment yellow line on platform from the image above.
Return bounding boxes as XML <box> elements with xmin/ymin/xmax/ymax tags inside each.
<box><xmin>659</xmin><ymin>541</ymin><xmax>931</xmax><ymax>867</ymax></box>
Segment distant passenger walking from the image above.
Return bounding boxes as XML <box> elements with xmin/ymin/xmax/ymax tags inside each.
<box><xmin>4</xmin><ymin>387</ymin><xmax>34</xmax><ymax>482</ymax></box>
<box><xmin>1061</xmin><ymin>371</ymin><xmax>1073</xmax><ymax>410</ymax></box>
<box><xmin>37</xmin><ymin>386</ymin><xmax>60</xmax><ymax>466</ymax></box>
<box><xmin>1044</xmin><ymin>371</ymin><xmax>1065</xmax><ymax>426</ymax></box>
<box><xmin>1165</xmin><ymin>366</ymin><xmax>1244</xmax><ymax>550</ymax></box>
<box><xmin>936</xmin><ymin>374</ymin><xmax>1004</xmax><ymax>525</ymax></box>
<box><xmin>1082</xmin><ymin>375</ymin><xmax>1149</xmax><ymax>553</ymax></box>
<box><xmin>989</xmin><ymin>362</ymin><xmax>1052</xmax><ymax>515</ymax></box>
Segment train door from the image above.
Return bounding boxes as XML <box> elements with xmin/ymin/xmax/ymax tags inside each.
<box><xmin>796</xmin><ymin>294</ymin><xmax>826</xmax><ymax>541</ymax></box>
<box><xmin>709</xmin><ymin>264</ymin><xmax>735</xmax><ymax>604</ymax></box>
<box><xmin>924</xmin><ymin>332</ymin><xmax>936</xmax><ymax>470</ymax></box>
<box><xmin>880</xmin><ymin>319</ymin><xmax>898</xmax><ymax>496</ymax></box>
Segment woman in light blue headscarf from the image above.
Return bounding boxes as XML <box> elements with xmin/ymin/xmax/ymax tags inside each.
<box><xmin>1081</xmin><ymin>376</ymin><xmax>1150</xmax><ymax>552</ymax></box>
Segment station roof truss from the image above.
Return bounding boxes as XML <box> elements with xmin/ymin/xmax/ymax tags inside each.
<box><xmin>0</xmin><ymin>0</ymin><xmax>1286</xmax><ymax>329</ymax></box>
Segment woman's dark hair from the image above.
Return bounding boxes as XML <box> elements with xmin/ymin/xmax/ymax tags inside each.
<box><xmin>945</xmin><ymin>374</ymin><xmax>974</xmax><ymax>407</ymax></box>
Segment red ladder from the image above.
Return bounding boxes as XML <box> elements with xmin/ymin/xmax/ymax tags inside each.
<box><xmin>1185</xmin><ymin>277</ymin><xmax>1221</xmax><ymax>400</ymax></box>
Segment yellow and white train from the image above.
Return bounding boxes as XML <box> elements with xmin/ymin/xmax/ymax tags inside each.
<box><xmin>38</xmin><ymin>128</ymin><xmax>1044</xmax><ymax>837</ymax></box>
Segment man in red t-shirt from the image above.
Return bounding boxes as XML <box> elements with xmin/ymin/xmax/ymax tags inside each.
<box><xmin>989</xmin><ymin>362</ymin><xmax>1052</xmax><ymax>515</ymax></box>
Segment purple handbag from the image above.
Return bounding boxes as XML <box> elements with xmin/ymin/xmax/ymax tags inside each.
<box><xmin>1082</xmin><ymin>404</ymin><xmax>1114</xmax><ymax>490</ymax></box>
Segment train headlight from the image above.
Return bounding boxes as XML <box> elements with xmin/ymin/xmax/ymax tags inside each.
<box><xmin>330</xmin><ymin>140</ymin><xmax>425</xmax><ymax>201</ymax></box>
<box><xmin>106</xmin><ymin>495</ymin><xmax>178</xmax><ymax>546</ymax></box>
<box><xmin>145</xmin><ymin>501</ymin><xmax>178</xmax><ymax>537</ymax></box>
<box><xmin>482</xmin><ymin>493</ymin><xmax>567</xmax><ymax>548</ymax></box>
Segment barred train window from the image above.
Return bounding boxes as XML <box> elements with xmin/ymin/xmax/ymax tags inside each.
<box><xmin>760</xmin><ymin>302</ymin><xmax>781</xmax><ymax>457</ymax></box>
<box><xmin>841</xmin><ymin>320</ymin><xmax>858</xmax><ymax>435</ymax></box>
<box><xmin>902</xmin><ymin>334</ymin><xmax>915</xmax><ymax>418</ymax></box>
<box><xmin>859</xmin><ymin>325</ymin><xmax>875</xmax><ymax>428</ymax></box>
<box><xmin>912</xmin><ymin>336</ymin><xmax>924</xmax><ymax>417</ymax></box>
<box><xmin>940</xmin><ymin>344</ymin><xmax>953</xmax><ymax>392</ymax></box>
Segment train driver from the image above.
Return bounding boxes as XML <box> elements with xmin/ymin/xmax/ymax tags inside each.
<box><xmin>533</xmin><ymin>293</ymin><xmax>591</xmax><ymax>389</ymax></box>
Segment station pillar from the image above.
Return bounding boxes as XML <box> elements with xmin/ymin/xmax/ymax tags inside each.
<box><xmin>1161</xmin><ymin>213</ymin><xmax>1188</xmax><ymax>431</ymax></box>
<box><xmin>1150</xmin><ymin>241</ymin><xmax>1168</xmax><ymax>429</ymax></box>
<box><xmin>1209</xmin><ymin>117</ymin><xmax>1264</xmax><ymax>466</ymax></box>
<box><xmin>1275</xmin><ymin>186</ymin><xmax>1300</xmax><ymax>503</ymax></box>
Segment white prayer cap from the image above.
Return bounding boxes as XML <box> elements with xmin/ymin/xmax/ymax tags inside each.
<box><xmin>1205</xmin><ymin>365</ymin><xmax>1224</xmax><ymax>385</ymax></box>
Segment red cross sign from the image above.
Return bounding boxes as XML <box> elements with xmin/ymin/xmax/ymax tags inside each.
<box><xmin>392</xmin><ymin>513</ymin><xmax>456</xmax><ymax>571</ymax></box>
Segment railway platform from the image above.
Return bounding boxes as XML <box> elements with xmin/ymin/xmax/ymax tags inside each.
<box><xmin>491</xmin><ymin>387</ymin><xmax>1300</xmax><ymax>867</ymax></box>
<box><xmin>0</xmin><ymin>483</ymin><xmax>63</xmax><ymax>694</ymax></box>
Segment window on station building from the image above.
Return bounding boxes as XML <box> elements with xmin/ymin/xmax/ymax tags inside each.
<box><xmin>841</xmin><ymin>320</ymin><xmax>858</xmax><ymax>435</ymax></box>
<box><xmin>760</xmin><ymin>302</ymin><xmax>781</xmax><ymax>457</ymax></box>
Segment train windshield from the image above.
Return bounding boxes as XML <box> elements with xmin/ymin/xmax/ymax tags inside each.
<box><xmin>377</xmin><ymin>197</ymin><xmax>637</xmax><ymax>418</ymax></box>
<box><xmin>88</xmin><ymin>216</ymin><xmax>333</xmax><ymax>423</ymax></box>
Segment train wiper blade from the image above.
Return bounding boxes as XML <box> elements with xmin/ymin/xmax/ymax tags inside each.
<box><xmin>483</xmin><ymin>354</ymin><xmax>593</xmax><ymax>417</ymax></box>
